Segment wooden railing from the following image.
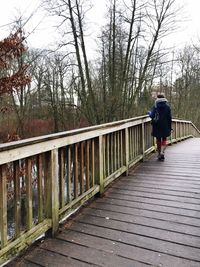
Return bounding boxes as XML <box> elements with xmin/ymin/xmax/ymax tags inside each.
<box><xmin>0</xmin><ymin>116</ymin><xmax>199</xmax><ymax>264</ymax></box>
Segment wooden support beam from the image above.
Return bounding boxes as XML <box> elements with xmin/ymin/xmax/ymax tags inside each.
<box><xmin>37</xmin><ymin>154</ymin><xmax>43</xmax><ymax>223</ymax></box>
<box><xmin>45</xmin><ymin>150</ymin><xmax>59</xmax><ymax>236</ymax></box>
<box><xmin>125</xmin><ymin>128</ymin><xmax>129</xmax><ymax>176</ymax></box>
<box><xmin>99</xmin><ymin>136</ymin><xmax>104</xmax><ymax>194</ymax></box>
<box><xmin>67</xmin><ymin>146</ymin><xmax>72</xmax><ymax>203</ymax></box>
<box><xmin>0</xmin><ymin>165</ymin><xmax>7</xmax><ymax>248</ymax></box>
<box><xmin>26</xmin><ymin>158</ymin><xmax>33</xmax><ymax>231</ymax></box>
<box><xmin>50</xmin><ymin>149</ymin><xmax>59</xmax><ymax>236</ymax></box>
<box><xmin>14</xmin><ymin>161</ymin><xmax>21</xmax><ymax>237</ymax></box>
<box><xmin>59</xmin><ymin>149</ymin><xmax>65</xmax><ymax>209</ymax></box>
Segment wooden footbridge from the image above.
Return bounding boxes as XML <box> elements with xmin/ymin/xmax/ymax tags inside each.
<box><xmin>0</xmin><ymin>116</ymin><xmax>200</xmax><ymax>266</ymax></box>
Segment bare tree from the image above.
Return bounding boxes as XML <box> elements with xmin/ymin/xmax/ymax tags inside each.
<box><xmin>40</xmin><ymin>0</ymin><xmax>181</xmax><ymax>128</ymax></box>
<box><xmin>43</xmin><ymin>0</ymin><xmax>101</xmax><ymax>124</ymax></box>
<box><xmin>95</xmin><ymin>0</ymin><xmax>179</xmax><ymax>121</ymax></box>
<box><xmin>132</xmin><ymin>0</ymin><xmax>179</xmax><ymax>103</ymax></box>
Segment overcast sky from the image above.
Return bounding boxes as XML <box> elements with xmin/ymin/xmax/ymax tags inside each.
<box><xmin>0</xmin><ymin>0</ymin><xmax>200</xmax><ymax>51</ymax></box>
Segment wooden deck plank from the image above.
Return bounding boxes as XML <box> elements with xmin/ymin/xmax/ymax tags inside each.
<box><xmin>38</xmin><ymin>238</ymin><xmax>148</xmax><ymax>267</ymax></box>
<box><xmin>74</xmin><ymin>214</ymin><xmax>200</xmax><ymax>253</ymax></box>
<box><xmin>120</xmin><ymin>178</ymin><xmax>200</xmax><ymax>188</ymax></box>
<box><xmin>134</xmin><ymin>168</ymin><xmax>200</xmax><ymax>175</ymax></box>
<box><xmin>118</xmin><ymin>176</ymin><xmax>200</xmax><ymax>187</ymax></box>
<box><xmin>25</xmin><ymin>247</ymin><xmax>94</xmax><ymax>267</ymax></box>
<box><xmin>107</xmin><ymin>187</ymin><xmax>200</xmax><ymax>204</ymax></box>
<box><xmin>111</xmin><ymin>184</ymin><xmax>200</xmax><ymax>199</ymax></box>
<box><xmin>116</xmin><ymin>179</ymin><xmax>200</xmax><ymax>192</ymax></box>
<box><xmin>105</xmin><ymin>192</ymin><xmax>200</xmax><ymax>211</ymax></box>
<box><xmin>88</xmin><ymin>201</ymin><xmax>200</xmax><ymax>227</ymax></box>
<box><xmin>113</xmin><ymin>181</ymin><xmax>200</xmax><ymax>193</ymax></box>
<box><xmin>95</xmin><ymin>197</ymin><xmax>200</xmax><ymax>218</ymax></box>
<box><xmin>58</xmin><ymin>230</ymin><xmax>200</xmax><ymax>267</ymax></box>
<box><xmin>7</xmin><ymin>247</ymin><xmax>94</xmax><ymax>267</ymax></box>
<box><xmin>68</xmin><ymin>221</ymin><xmax>200</xmax><ymax>264</ymax></box>
<box><xmin>6</xmin><ymin>259</ymin><xmax>40</xmax><ymax>267</ymax></box>
<box><xmin>125</xmin><ymin>173</ymin><xmax>200</xmax><ymax>183</ymax></box>
<box><xmin>81</xmin><ymin>207</ymin><xmax>200</xmax><ymax>237</ymax></box>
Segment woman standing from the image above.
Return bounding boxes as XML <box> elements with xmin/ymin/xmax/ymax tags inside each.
<box><xmin>148</xmin><ymin>94</ymin><xmax>172</xmax><ymax>161</ymax></box>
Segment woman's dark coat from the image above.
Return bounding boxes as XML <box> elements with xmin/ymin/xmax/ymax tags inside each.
<box><xmin>150</xmin><ymin>101</ymin><xmax>172</xmax><ymax>138</ymax></box>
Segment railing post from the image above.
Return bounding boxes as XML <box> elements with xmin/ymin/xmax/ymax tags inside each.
<box><xmin>0</xmin><ymin>165</ymin><xmax>7</xmax><ymax>248</ymax></box>
<box><xmin>141</xmin><ymin>122</ymin><xmax>145</xmax><ymax>159</ymax></box>
<box><xmin>46</xmin><ymin>149</ymin><xmax>59</xmax><ymax>236</ymax></box>
<box><xmin>125</xmin><ymin>128</ymin><xmax>129</xmax><ymax>176</ymax></box>
<box><xmin>13</xmin><ymin>161</ymin><xmax>21</xmax><ymax>237</ymax></box>
<box><xmin>99</xmin><ymin>135</ymin><xmax>104</xmax><ymax>194</ymax></box>
<box><xmin>25</xmin><ymin>158</ymin><xmax>33</xmax><ymax>231</ymax></box>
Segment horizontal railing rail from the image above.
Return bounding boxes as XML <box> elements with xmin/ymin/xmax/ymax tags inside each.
<box><xmin>0</xmin><ymin>116</ymin><xmax>199</xmax><ymax>264</ymax></box>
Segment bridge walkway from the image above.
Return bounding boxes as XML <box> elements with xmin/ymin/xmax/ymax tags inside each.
<box><xmin>6</xmin><ymin>138</ymin><xmax>200</xmax><ymax>267</ymax></box>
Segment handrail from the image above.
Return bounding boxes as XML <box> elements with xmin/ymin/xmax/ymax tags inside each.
<box><xmin>0</xmin><ymin>115</ymin><xmax>149</xmax><ymax>152</ymax></box>
<box><xmin>0</xmin><ymin>116</ymin><xmax>199</xmax><ymax>264</ymax></box>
